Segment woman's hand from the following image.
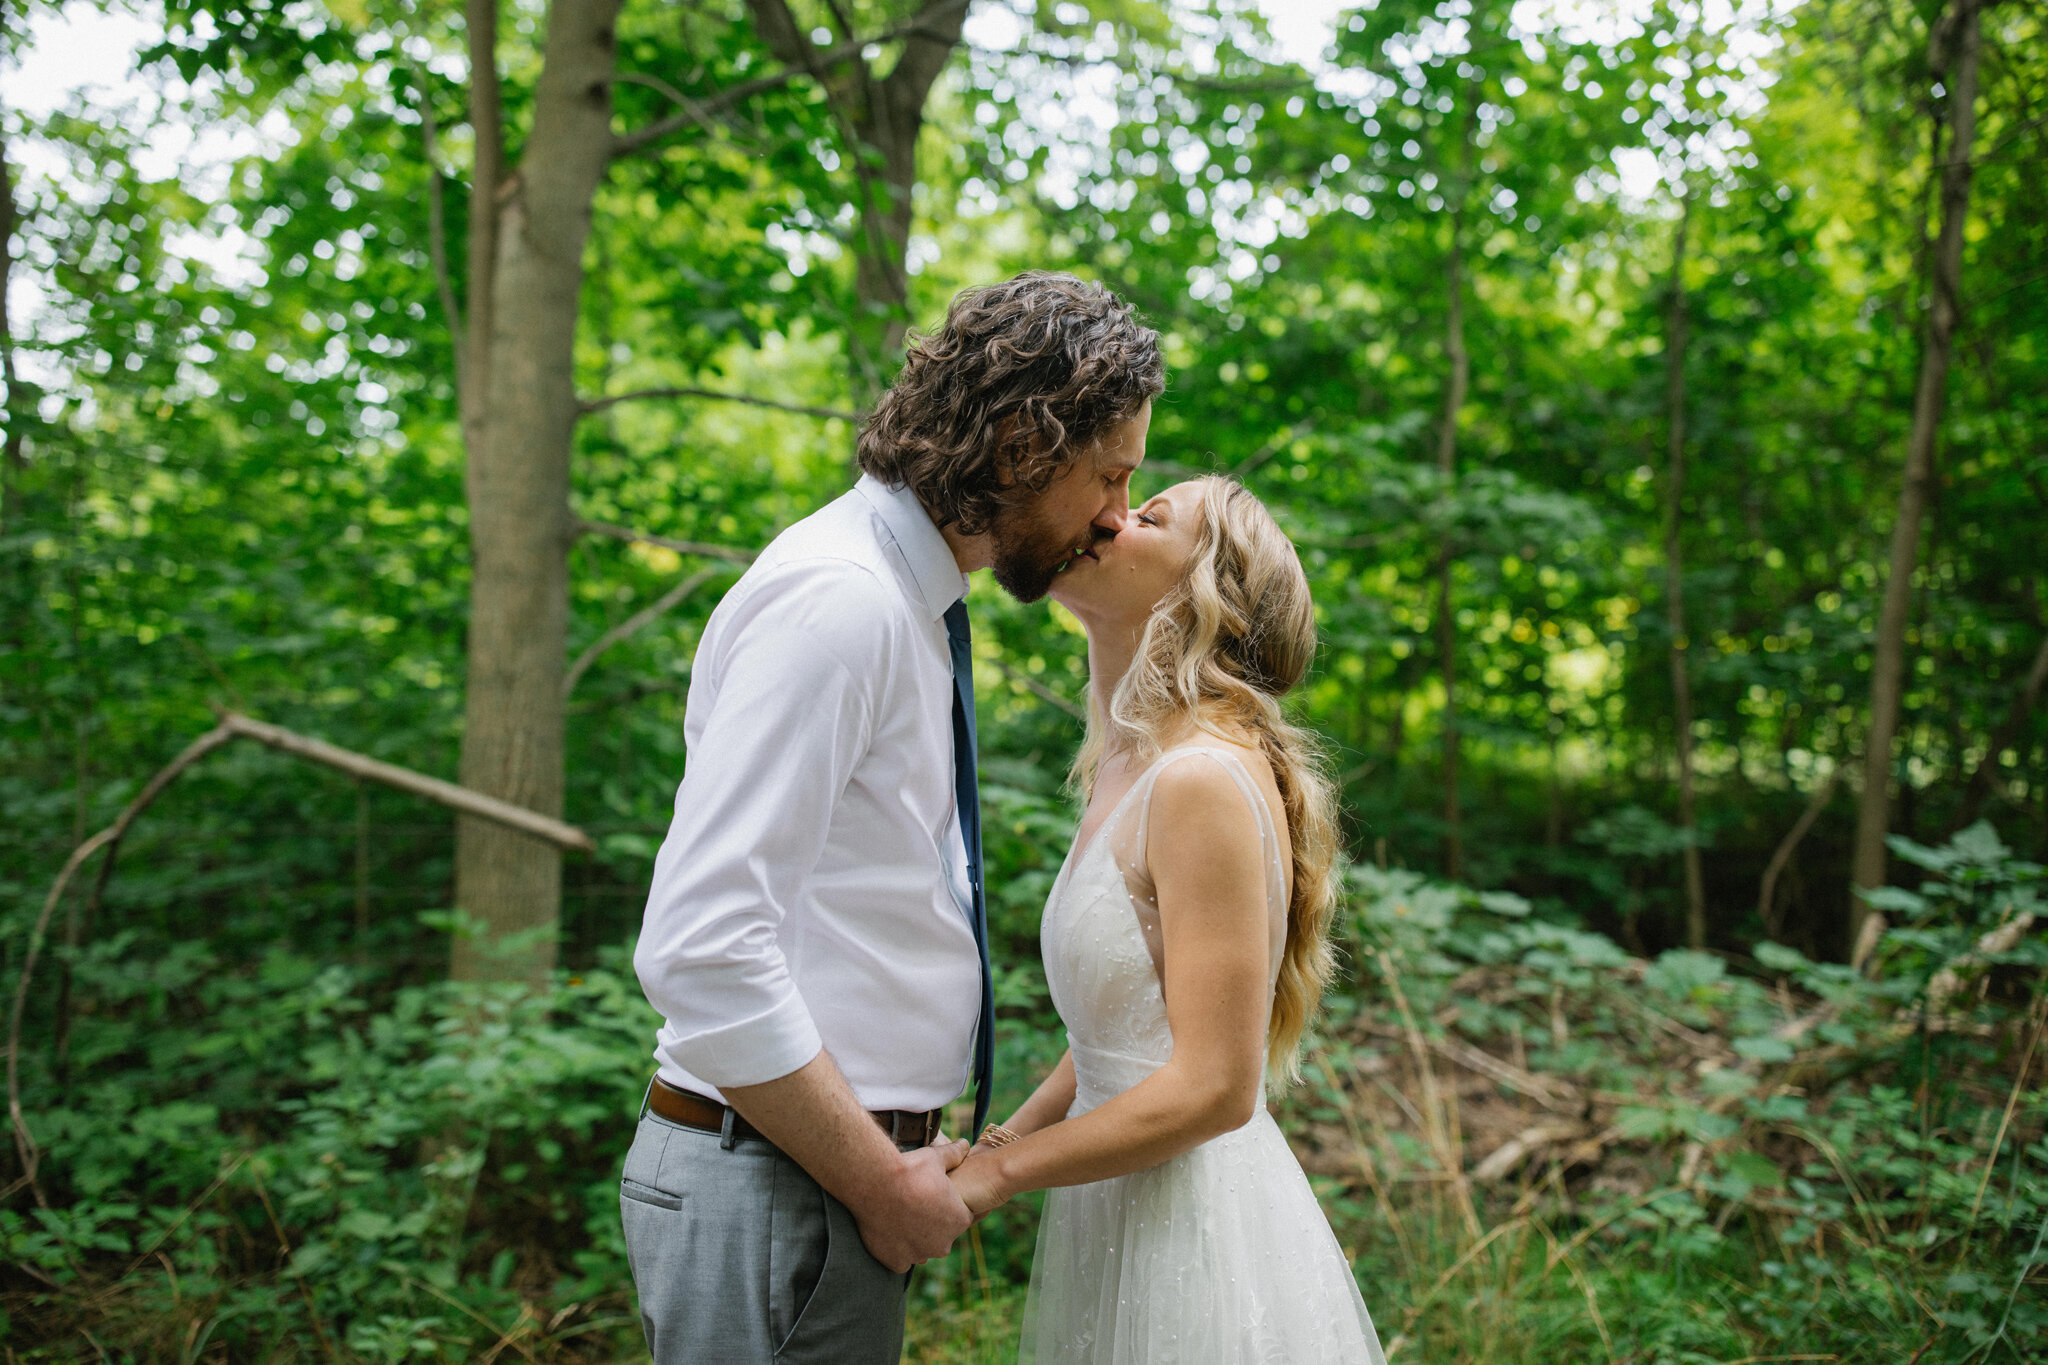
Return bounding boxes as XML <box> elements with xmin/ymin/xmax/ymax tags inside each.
<box><xmin>947</xmin><ymin>1147</ymin><xmax>1011</xmax><ymax>1219</ymax></box>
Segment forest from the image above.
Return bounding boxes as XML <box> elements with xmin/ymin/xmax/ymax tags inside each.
<box><xmin>1</xmin><ymin>0</ymin><xmax>2044</xmax><ymax>1358</ymax></box>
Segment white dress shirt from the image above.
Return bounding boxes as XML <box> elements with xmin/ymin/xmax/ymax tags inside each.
<box><xmin>633</xmin><ymin>475</ymin><xmax>983</xmax><ymax>1112</ymax></box>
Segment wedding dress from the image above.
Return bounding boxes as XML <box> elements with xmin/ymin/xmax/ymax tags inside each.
<box><xmin>1019</xmin><ymin>746</ymin><xmax>1388</xmax><ymax>1364</ymax></box>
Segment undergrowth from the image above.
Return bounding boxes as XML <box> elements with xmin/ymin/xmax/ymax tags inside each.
<box><xmin>4</xmin><ymin>825</ymin><xmax>2042</xmax><ymax>1362</ymax></box>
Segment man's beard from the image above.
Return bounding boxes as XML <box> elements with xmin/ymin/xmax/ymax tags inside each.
<box><xmin>988</xmin><ymin>502</ymin><xmax>1083</xmax><ymax>603</ymax></box>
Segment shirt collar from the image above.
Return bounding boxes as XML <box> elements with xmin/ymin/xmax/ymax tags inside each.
<box><xmin>855</xmin><ymin>473</ymin><xmax>969</xmax><ymax>622</ymax></box>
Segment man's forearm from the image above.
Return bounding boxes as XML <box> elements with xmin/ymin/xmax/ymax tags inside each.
<box><xmin>720</xmin><ymin>1050</ymin><xmax>904</xmax><ymax>1209</ymax></box>
<box><xmin>722</xmin><ymin>1050</ymin><xmax>973</xmax><ymax>1273</ymax></box>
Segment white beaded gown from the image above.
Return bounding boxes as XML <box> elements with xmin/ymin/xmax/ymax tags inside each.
<box><xmin>1019</xmin><ymin>746</ymin><xmax>1387</xmax><ymax>1364</ymax></box>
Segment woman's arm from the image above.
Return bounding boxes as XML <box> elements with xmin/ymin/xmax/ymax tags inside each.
<box><xmin>992</xmin><ymin>1049</ymin><xmax>1077</xmax><ymax>1143</ymax></box>
<box><xmin>951</xmin><ymin>757</ymin><xmax>1271</xmax><ymax>1214</ymax></box>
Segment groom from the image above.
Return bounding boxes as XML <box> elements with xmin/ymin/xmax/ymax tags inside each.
<box><xmin>621</xmin><ymin>271</ymin><xmax>1164</xmax><ymax>1363</ymax></box>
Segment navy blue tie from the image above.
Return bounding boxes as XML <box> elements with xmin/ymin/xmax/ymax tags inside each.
<box><xmin>945</xmin><ymin>599</ymin><xmax>996</xmax><ymax>1135</ymax></box>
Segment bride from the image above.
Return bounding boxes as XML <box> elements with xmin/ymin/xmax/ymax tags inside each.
<box><xmin>947</xmin><ymin>475</ymin><xmax>1386</xmax><ymax>1363</ymax></box>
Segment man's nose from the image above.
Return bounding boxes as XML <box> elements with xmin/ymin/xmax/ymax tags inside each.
<box><xmin>1095</xmin><ymin>487</ymin><xmax>1131</xmax><ymax>536</ymax></box>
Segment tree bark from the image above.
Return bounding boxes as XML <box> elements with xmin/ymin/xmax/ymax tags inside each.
<box><xmin>1850</xmin><ymin>0</ymin><xmax>1982</xmax><ymax>970</ymax></box>
<box><xmin>0</xmin><ymin>124</ymin><xmax>23</xmax><ymax>534</ymax></box>
<box><xmin>1435</xmin><ymin>208</ymin><xmax>1468</xmax><ymax>882</ymax></box>
<box><xmin>451</xmin><ymin>0</ymin><xmax>619</xmax><ymax>986</ymax></box>
<box><xmin>1663</xmin><ymin>189</ymin><xmax>1707</xmax><ymax>949</ymax></box>
<box><xmin>743</xmin><ymin>0</ymin><xmax>967</xmax><ymax>400</ymax></box>
<box><xmin>460</xmin><ymin>0</ymin><xmax>502</xmax><ymax>463</ymax></box>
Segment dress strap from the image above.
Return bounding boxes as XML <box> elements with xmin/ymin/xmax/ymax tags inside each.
<box><xmin>1133</xmin><ymin>746</ymin><xmax>1282</xmax><ymax>868</ymax></box>
<box><xmin>1120</xmin><ymin>746</ymin><xmax>1290</xmax><ymax>987</ymax></box>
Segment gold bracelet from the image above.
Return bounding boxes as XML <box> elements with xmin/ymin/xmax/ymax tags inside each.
<box><xmin>977</xmin><ymin>1122</ymin><xmax>1021</xmax><ymax>1149</ymax></box>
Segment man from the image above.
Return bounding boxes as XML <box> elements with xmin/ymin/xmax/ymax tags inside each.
<box><xmin>621</xmin><ymin>271</ymin><xmax>1165</xmax><ymax>1362</ymax></box>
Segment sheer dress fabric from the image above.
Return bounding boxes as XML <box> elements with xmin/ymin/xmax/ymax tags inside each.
<box><xmin>1020</xmin><ymin>747</ymin><xmax>1388</xmax><ymax>1364</ymax></box>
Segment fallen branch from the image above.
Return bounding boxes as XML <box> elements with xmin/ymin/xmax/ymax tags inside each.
<box><xmin>219</xmin><ymin>713</ymin><xmax>594</xmax><ymax>852</ymax></box>
<box><xmin>10</xmin><ymin>720</ymin><xmax>240</xmax><ymax>1205</ymax></box>
<box><xmin>577</xmin><ymin>386</ymin><xmax>861</xmax><ymax>423</ymax></box>
<box><xmin>1357</xmin><ymin>1019</ymin><xmax>1581</xmax><ymax>1112</ymax></box>
<box><xmin>576</xmin><ymin>517</ymin><xmax>758</xmax><ymax>565</ymax></box>
<box><xmin>9</xmin><ymin>713</ymin><xmax>594</xmax><ymax>1201</ymax></box>
<box><xmin>1926</xmin><ymin>909</ymin><xmax>2039</xmax><ymax>1016</ymax></box>
<box><xmin>1471</xmin><ymin>1121</ymin><xmax>1590</xmax><ymax>1182</ymax></box>
<box><xmin>564</xmin><ymin>564</ymin><xmax>724</xmax><ymax>698</ymax></box>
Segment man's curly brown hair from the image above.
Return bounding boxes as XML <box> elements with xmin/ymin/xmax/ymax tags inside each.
<box><xmin>858</xmin><ymin>272</ymin><xmax>1165</xmax><ymax>536</ymax></box>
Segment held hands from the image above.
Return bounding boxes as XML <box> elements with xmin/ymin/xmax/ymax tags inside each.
<box><xmin>948</xmin><ymin>1146</ymin><xmax>1011</xmax><ymax>1220</ymax></box>
<box><xmin>850</xmin><ymin>1137</ymin><xmax>973</xmax><ymax>1274</ymax></box>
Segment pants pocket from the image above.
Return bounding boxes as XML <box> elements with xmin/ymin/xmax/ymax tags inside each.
<box><xmin>772</xmin><ymin>1195</ymin><xmax>905</xmax><ymax>1364</ymax></box>
<box><xmin>620</xmin><ymin>1178</ymin><xmax>682</xmax><ymax>1210</ymax></box>
<box><xmin>768</xmin><ymin>1160</ymin><xmax>830</xmax><ymax>1353</ymax></box>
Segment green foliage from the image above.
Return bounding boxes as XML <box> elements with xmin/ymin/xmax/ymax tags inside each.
<box><xmin>1317</xmin><ymin>819</ymin><xmax>2047</xmax><ymax>1363</ymax></box>
<box><xmin>3</xmin><ymin>0</ymin><xmax>2045</xmax><ymax>1357</ymax></box>
<box><xmin>4</xmin><ymin>944</ymin><xmax>655</xmax><ymax>1356</ymax></box>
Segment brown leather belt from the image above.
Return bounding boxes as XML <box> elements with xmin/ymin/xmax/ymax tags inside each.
<box><xmin>647</xmin><ymin>1076</ymin><xmax>943</xmax><ymax>1151</ymax></box>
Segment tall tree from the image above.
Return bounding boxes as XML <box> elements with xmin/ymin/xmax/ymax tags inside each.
<box><xmin>0</xmin><ymin>120</ymin><xmax>23</xmax><ymax>530</ymax></box>
<box><xmin>449</xmin><ymin>0</ymin><xmax>620</xmax><ymax>984</ymax></box>
<box><xmin>1432</xmin><ymin>94</ymin><xmax>1476</xmax><ymax>881</ymax></box>
<box><xmin>1849</xmin><ymin>0</ymin><xmax>1984</xmax><ymax>968</ymax></box>
<box><xmin>1662</xmin><ymin>187</ymin><xmax>1706</xmax><ymax>948</ymax></box>
<box><xmin>450</xmin><ymin>0</ymin><xmax>969</xmax><ymax>981</ymax></box>
<box><xmin>742</xmin><ymin>0</ymin><xmax>968</xmax><ymax>401</ymax></box>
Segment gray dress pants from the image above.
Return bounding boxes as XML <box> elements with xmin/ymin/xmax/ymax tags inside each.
<box><xmin>620</xmin><ymin>1109</ymin><xmax>907</xmax><ymax>1363</ymax></box>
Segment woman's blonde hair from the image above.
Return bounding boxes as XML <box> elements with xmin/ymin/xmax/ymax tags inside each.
<box><xmin>1072</xmin><ymin>475</ymin><xmax>1341</xmax><ymax>1080</ymax></box>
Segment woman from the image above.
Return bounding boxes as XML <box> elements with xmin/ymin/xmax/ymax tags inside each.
<box><xmin>947</xmin><ymin>476</ymin><xmax>1387</xmax><ymax>1363</ymax></box>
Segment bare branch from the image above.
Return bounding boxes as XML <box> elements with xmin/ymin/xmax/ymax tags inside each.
<box><xmin>10</xmin><ymin>710</ymin><xmax>594</xmax><ymax>1206</ymax></box>
<box><xmin>879</xmin><ymin>0</ymin><xmax>970</xmax><ymax>110</ymax></box>
<box><xmin>992</xmin><ymin>657</ymin><xmax>1087</xmax><ymax>722</ymax></box>
<box><xmin>222</xmin><ymin>712</ymin><xmax>594</xmax><ymax>852</ymax></box>
<box><xmin>576</xmin><ymin>517</ymin><xmax>759</xmax><ymax>565</ymax></box>
<box><xmin>7</xmin><ymin>709</ymin><xmax>608</xmax><ymax>1196</ymax></box>
<box><xmin>578</xmin><ymin>385</ymin><xmax>862</xmax><ymax>423</ymax></box>
<box><xmin>610</xmin><ymin>15</ymin><xmax>948</xmax><ymax>162</ymax></box>
<box><xmin>612</xmin><ymin>71</ymin><xmax>724</xmax><ymax>142</ymax></box>
<box><xmin>11</xmin><ymin>722</ymin><xmax>238</xmax><ymax>1206</ymax></box>
<box><xmin>564</xmin><ymin>564</ymin><xmax>724</xmax><ymax>698</ymax></box>
<box><xmin>1757</xmin><ymin>756</ymin><xmax>1853</xmax><ymax>940</ymax></box>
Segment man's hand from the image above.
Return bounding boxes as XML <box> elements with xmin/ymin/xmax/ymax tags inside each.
<box><xmin>848</xmin><ymin>1138</ymin><xmax>974</xmax><ymax>1272</ymax></box>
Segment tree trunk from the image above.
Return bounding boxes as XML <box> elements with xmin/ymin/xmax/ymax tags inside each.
<box><xmin>1435</xmin><ymin>208</ymin><xmax>1468</xmax><ymax>882</ymax></box>
<box><xmin>0</xmin><ymin>125</ymin><xmax>22</xmax><ymax>533</ymax></box>
<box><xmin>451</xmin><ymin>0</ymin><xmax>618</xmax><ymax>986</ymax></box>
<box><xmin>1663</xmin><ymin>189</ymin><xmax>1707</xmax><ymax>949</ymax></box>
<box><xmin>1850</xmin><ymin>0</ymin><xmax>1982</xmax><ymax>969</ymax></box>
<box><xmin>743</xmin><ymin>0</ymin><xmax>966</xmax><ymax>401</ymax></box>
<box><xmin>460</xmin><ymin>0</ymin><xmax>502</xmax><ymax>461</ymax></box>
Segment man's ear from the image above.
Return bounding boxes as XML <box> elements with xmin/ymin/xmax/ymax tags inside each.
<box><xmin>990</xmin><ymin>414</ymin><xmax>1031</xmax><ymax>490</ymax></box>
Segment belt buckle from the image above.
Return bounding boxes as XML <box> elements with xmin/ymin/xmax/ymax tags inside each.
<box><xmin>889</xmin><ymin>1110</ymin><xmax>934</xmax><ymax>1148</ymax></box>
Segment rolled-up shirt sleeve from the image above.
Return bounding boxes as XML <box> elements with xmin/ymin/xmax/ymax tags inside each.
<box><xmin>633</xmin><ymin>558</ymin><xmax>893</xmax><ymax>1089</ymax></box>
